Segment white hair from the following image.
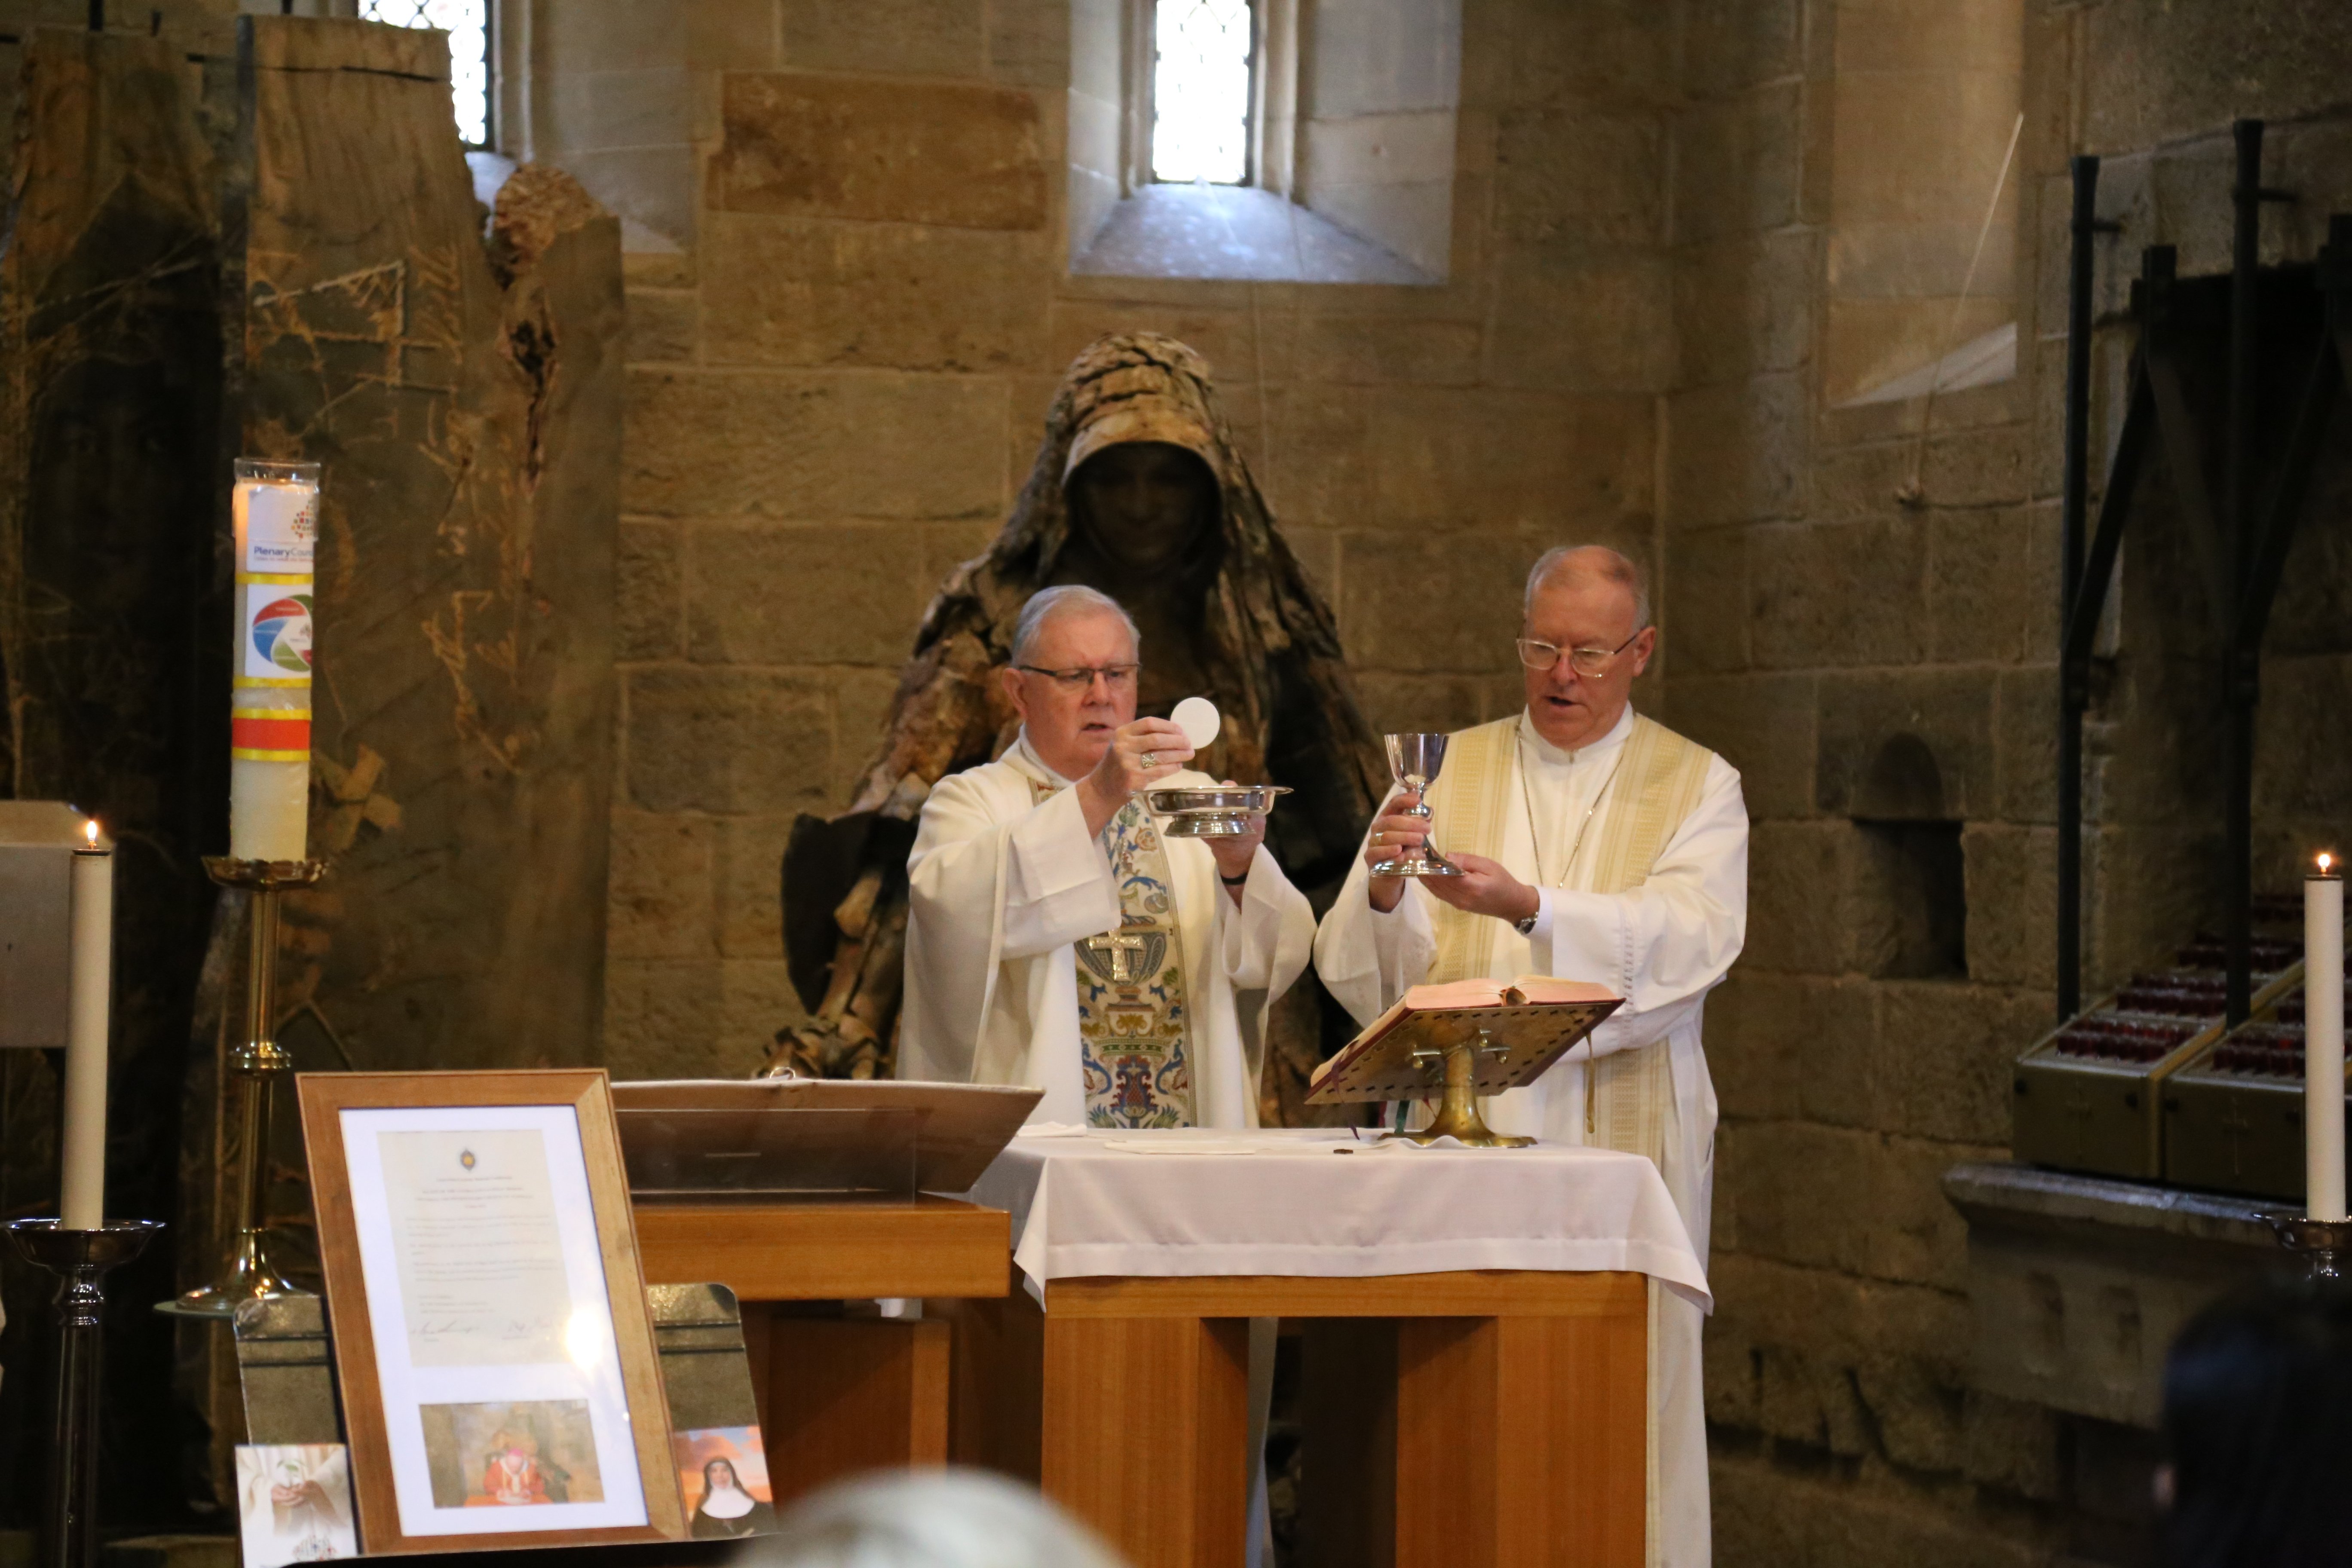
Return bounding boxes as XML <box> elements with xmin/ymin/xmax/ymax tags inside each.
<box><xmin>1524</xmin><ymin>545</ymin><xmax>1652</xmax><ymax>630</ymax></box>
<box><xmin>753</xmin><ymin>1470</ymin><xmax>1127</xmax><ymax>1568</ymax></box>
<box><xmin>1010</xmin><ymin>585</ymin><xmax>1141</xmax><ymax>665</ymax></box>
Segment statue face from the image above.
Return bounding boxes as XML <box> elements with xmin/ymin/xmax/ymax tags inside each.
<box><xmin>1066</xmin><ymin>442</ymin><xmax>1218</xmax><ymax>574</ymax></box>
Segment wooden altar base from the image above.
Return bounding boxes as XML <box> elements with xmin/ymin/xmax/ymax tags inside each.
<box><xmin>940</xmin><ymin>1269</ymin><xmax>1649</xmax><ymax>1568</ymax></box>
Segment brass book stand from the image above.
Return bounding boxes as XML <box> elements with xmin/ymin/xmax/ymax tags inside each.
<box><xmin>1307</xmin><ymin>990</ymin><xmax>1621</xmax><ymax>1146</ymax></box>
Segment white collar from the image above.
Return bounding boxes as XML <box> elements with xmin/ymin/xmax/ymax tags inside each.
<box><xmin>1012</xmin><ymin>728</ymin><xmax>1076</xmax><ymax>788</ymax></box>
<box><xmin>699</xmin><ymin>1484</ymin><xmax>754</xmax><ymax>1519</ymax></box>
<box><xmin>1517</xmin><ymin>704</ymin><xmax>1634</xmax><ymax>769</ymax></box>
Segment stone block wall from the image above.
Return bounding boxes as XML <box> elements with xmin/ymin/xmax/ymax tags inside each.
<box><xmin>1670</xmin><ymin>0</ymin><xmax>2352</xmax><ymax>1562</ymax></box>
<box><xmin>1295</xmin><ymin>0</ymin><xmax>1463</xmax><ymax>279</ymax></box>
<box><xmin>541</xmin><ymin>0</ymin><xmax>1680</xmax><ymax>1080</ymax></box>
<box><xmin>514</xmin><ymin>0</ymin><xmax>2352</xmax><ymax>1558</ymax></box>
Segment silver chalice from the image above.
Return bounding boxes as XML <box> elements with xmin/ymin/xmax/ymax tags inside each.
<box><xmin>1369</xmin><ymin>732</ymin><xmax>1462</xmax><ymax>877</ymax></box>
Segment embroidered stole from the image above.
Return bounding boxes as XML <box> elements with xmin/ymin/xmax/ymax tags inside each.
<box><xmin>1029</xmin><ymin>778</ymin><xmax>1198</xmax><ymax>1128</ymax></box>
<box><xmin>1420</xmin><ymin>713</ymin><xmax>1713</xmax><ymax>1565</ymax></box>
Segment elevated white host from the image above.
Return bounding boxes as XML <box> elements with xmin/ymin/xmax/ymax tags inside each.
<box><xmin>1172</xmin><ymin>696</ymin><xmax>1221</xmax><ymax>750</ymax></box>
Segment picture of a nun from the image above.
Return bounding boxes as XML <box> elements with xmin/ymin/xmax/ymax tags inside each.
<box><xmin>689</xmin><ymin>1458</ymin><xmax>776</xmax><ymax>1539</ymax></box>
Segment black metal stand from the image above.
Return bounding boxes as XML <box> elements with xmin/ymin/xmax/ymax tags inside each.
<box><xmin>2052</xmin><ymin>121</ymin><xmax>2352</xmax><ymax>1030</ymax></box>
<box><xmin>5</xmin><ymin>1220</ymin><xmax>162</xmax><ymax>1568</ymax></box>
<box><xmin>2264</xmin><ymin>1213</ymin><xmax>2352</xmax><ymax>1282</ymax></box>
<box><xmin>2056</xmin><ymin>153</ymin><xmax>2113</xmax><ymax>1022</ymax></box>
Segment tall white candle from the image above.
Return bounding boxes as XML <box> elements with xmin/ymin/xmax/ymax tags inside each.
<box><xmin>61</xmin><ymin>818</ymin><xmax>113</xmax><ymax>1231</ymax></box>
<box><xmin>229</xmin><ymin>459</ymin><xmax>320</xmax><ymax>862</ymax></box>
<box><xmin>2306</xmin><ymin>853</ymin><xmax>2346</xmax><ymax>1223</ymax></box>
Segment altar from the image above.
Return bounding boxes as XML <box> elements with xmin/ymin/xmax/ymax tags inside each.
<box><xmin>939</xmin><ymin>1128</ymin><xmax>1711</xmax><ymax>1568</ymax></box>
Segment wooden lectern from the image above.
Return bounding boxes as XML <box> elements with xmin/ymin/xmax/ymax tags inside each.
<box><xmin>623</xmin><ymin>1077</ymin><xmax>1035</xmax><ymax>1508</ymax></box>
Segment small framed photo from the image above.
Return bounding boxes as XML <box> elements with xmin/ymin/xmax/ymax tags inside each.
<box><xmin>298</xmin><ymin>1071</ymin><xmax>687</xmax><ymax>1552</ymax></box>
<box><xmin>235</xmin><ymin>1444</ymin><xmax>356</xmax><ymax>1566</ymax></box>
<box><xmin>673</xmin><ymin>1426</ymin><xmax>777</xmax><ymax>1540</ymax></box>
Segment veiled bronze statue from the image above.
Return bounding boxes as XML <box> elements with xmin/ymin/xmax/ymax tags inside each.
<box><xmin>770</xmin><ymin>333</ymin><xmax>1386</xmax><ymax>1121</ymax></box>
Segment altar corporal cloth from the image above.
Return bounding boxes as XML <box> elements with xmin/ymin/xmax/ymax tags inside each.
<box><xmin>899</xmin><ymin>732</ymin><xmax>1315</xmax><ymax>1127</ymax></box>
<box><xmin>1314</xmin><ymin>704</ymin><xmax>1747</xmax><ymax>1568</ymax></box>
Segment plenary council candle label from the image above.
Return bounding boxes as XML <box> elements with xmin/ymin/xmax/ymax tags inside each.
<box><xmin>242</xmin><ymin>483</ymin><xmax>319</xmax><ymax>573</ymax></box>
<box><xmin>240</xmin><ymin>586</ymin><xmax>315</xmax><ymax>686</ymax></box>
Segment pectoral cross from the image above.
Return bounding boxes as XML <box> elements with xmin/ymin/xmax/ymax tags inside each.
<box><xmin>1085</xmin><ymin>931</ymin><xmax>1147</xmax><ymax>982</ymax></box>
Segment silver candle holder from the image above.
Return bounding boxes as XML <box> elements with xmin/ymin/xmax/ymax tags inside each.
<box><xmin>2265</xmin><ymin>1213</ymin><xmax>2352</xmax><ymax>1282</ymax></box>
<box><xmin>8</xmin><ymin>1219</ymin><xmax>162</xmax><ymax>1568</ymax></box>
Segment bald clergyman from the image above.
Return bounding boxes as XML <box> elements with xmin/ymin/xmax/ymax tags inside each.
<box><xmin>1312</xmin><ymin>545</ymin><xmax>1748</xmax><ymax>1568</ymax></box>
<box><xmin>900</xmin><ymin>584</ymin><xmax>1316</xmax><ymax>1129</ymax></box>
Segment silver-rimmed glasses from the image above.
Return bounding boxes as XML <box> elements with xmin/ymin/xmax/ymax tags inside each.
<box><xmin>1515</xmin><ymin>631</ymin><xmax>1642</xmax><ymax>677</ymax></box>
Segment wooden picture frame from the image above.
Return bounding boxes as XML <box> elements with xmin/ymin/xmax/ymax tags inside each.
<box><xmin>297</xmin><ymin>1070</ymin><xmax>687</xmax><ymax>1553</ymax></box>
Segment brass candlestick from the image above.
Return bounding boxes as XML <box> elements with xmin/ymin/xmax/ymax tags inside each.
<box><xmin>158</xmin><ymin>857</ymin><xmax>325</xmax><ymax>1319</ymax></box>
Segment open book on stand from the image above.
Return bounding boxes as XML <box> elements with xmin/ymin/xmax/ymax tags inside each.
<box><xmin>1308</xmin><ymin>975</ymin><xmax>1623</xmax><ymax>1108</ymax></box>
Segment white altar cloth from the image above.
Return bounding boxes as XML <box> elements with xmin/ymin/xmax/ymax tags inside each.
<box><xmin>965</xmin><ymin>1127</ymin><xmax>1711</xmax><ymax>1309</ymax></box>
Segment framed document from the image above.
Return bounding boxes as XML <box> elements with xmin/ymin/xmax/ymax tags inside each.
<box><xmin>297</xmin><ymin>1071</ymin><xmax>687</xmax><ymax>1552</ymax></box>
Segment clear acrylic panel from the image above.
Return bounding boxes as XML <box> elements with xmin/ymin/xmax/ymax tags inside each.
<box><xmin>616</xmin><ymin>1106</ymin><xmax>922</xmax><ymax>1200</ymax></box>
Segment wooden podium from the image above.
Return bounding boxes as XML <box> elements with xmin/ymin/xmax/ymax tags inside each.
<box><xmin>634</xmin><ymin>1197</ymin><xmax>1008</xmax><ymax>1506</ymax></box>
<box><xmin>940</xmin><ymin>1266</ymin><xmax>1648</xmax><ymax>1568</ymax></box>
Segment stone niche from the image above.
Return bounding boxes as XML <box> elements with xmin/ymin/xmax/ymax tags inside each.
<box><xmin>1845</xmin><ymin>732</ymin><xmax>1969</xmax><ymax>981</ymax></box>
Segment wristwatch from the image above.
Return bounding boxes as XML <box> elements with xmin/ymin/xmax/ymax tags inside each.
<box><xmin>1513</xmin><ymin>901</ymin><xmax>1541</xmax><ymax>938</ymax></box>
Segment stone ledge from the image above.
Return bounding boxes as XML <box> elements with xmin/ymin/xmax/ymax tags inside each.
<box><xmin>1944</xmin><ymin>1160</ymin><xmax>2282</xmax><ymax>1248</ymax></box>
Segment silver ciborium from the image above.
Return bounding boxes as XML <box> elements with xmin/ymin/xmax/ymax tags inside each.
<box><xmin>1369</xmin><ymin>732</ymin><xmax>1462</xmax><ymax>877</ymax></box>
<box><xmin>1144</xmin><ymin>784</ymin><xmax>1292</xmax><ymax>838</ymax></box>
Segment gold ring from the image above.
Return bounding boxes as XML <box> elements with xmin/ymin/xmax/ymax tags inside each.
<box><xmin>1142</xmin><ymin>751</ymin><xmax>1158</xmax><ymax>769</ymax></box>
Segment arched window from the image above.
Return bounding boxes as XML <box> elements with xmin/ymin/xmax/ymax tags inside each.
<box><xmin>1152</xmin><ymin>0</ymin><xmax>1255</xmax><ymax>185</ymax></box>
<box><xmin>359</xmin><ymin>0</ymin><xmax>493</xmax><ymax>150</ymax></box>
<box><xmin>1070</xmin><ymin>0</ymin><xmax>1459</xmax><ymax>284</ymax></box>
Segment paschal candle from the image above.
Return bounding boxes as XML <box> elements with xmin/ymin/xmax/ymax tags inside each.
<box><xmin>230</xmin><ymin>459</ymin><xmax>320</xmax><ymax>862</ymax></box>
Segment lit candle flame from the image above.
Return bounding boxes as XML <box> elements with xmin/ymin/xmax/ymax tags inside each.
<box><xmin>83</xmin><ymin>819</ymin><xmax>98</xmax><ymax>848</ymax></box>
<box><xmin>2322</xmin><ymin>852</ymin><xmax>2336</xmax><ymax>876</ymax></box>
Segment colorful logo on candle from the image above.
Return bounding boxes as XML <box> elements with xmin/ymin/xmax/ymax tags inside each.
<box><xmin>242</xmin><ymin>483</ymin><xmax>319</xmax><ymax>573</ymax></box>
<box><xmin>250</xmin><ymin>595</ymin><xmax>314</xmax><ymax>674</ymax></box>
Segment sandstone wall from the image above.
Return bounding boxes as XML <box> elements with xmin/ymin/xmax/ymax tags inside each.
<box><xmin>511</xmin><ymin>0</ymin><xmax>2352</xmax><ymax>1560</ymax></box>
<box><xmin>562</xmin><ymin>0</ymin><xmax>1680</xmax><ymax>1081</ymax></box>
<box><xmin>1671</xmin><ymin>0</ymin><xmax>2352</xmax><ymax>1562</ymax></box>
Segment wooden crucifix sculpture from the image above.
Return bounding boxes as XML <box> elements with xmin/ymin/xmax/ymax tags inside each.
<box><xmin>770</xmin><ymin>334</ymin><xmax>1387</xmax><ymax>1124</ymax></box>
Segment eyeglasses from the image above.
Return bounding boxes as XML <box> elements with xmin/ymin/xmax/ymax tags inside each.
<box><xmin>1016</xmin><ymin>663</ymin><xmax>1141</xmax><ymax>692</ymax></box>
<box><xmin>1515</xmin><ymin>632</ymin><xmax>1642</xmax><ymax>677</ymax></box>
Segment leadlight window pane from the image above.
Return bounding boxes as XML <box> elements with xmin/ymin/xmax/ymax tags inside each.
<box><xmin>1151</xmin><ymin>0</ymin><xmax>1253</xmax><ymax>185</ymax></box>
<box><xmin>359</xmin><ymin>0</ymin><xmax>492</xmax><ymax>149</ymax></box>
